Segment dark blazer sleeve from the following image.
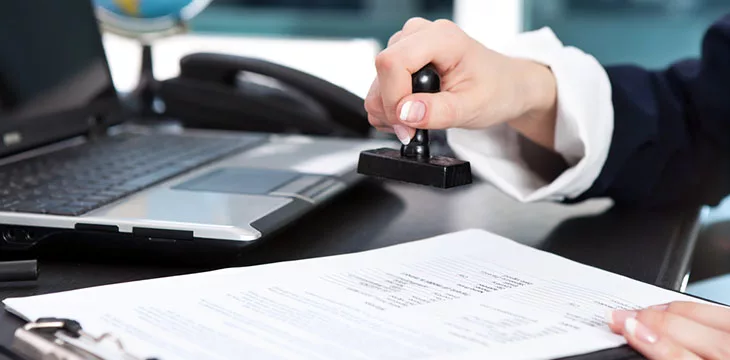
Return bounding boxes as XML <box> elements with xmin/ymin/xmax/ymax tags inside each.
<box><xmin>566</xmin><ymin>14</ymin><xmax>730</xmax><ymax>208</ymax></box>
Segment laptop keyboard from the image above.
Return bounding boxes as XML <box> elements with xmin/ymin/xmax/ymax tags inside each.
<box><xmin>0</xmin><ymin>134</ymin><xmax>262</xmax><ymax>216</ymax></box>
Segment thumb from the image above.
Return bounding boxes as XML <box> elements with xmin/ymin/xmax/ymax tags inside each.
<box><xmin>396</xmin><ymin>92</ymin><xmax>462</xmax><ymax>129</ymax></box>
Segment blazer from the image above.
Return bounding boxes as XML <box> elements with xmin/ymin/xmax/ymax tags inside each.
<box><xmin>567</xmin><ymin>14</ymin><xmax>730</xmax><ymax>208</ymax></box>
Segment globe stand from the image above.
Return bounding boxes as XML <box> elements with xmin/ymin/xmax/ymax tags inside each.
<box><xmin>136</xmin><ymin>43</ymin><xmax>157</xmax><ymax>118</ymax></box>
<box><xmin>95</xmin><ymin>15</ymin><xmax>189</xmax><ymax>120</ymax></box>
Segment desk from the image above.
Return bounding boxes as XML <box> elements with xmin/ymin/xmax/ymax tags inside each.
<box><xmin>0</xmin><ymin>178</ymin><xmax>702</xmax><ymax>360</ymax></box>
<box><xmin>0</xmin><ymin>30</ymin><xmax>702</xmax><ymax>360</ymax></box>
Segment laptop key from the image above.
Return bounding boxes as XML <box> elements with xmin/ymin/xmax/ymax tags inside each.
<box><xmin>46</xmin><ymin>207</ymin><xmax>85</xmax><ymax>216</ymax></box>
<box><xmin>96</xmin><ymin>189</ymin><xmax>127</xmax><ymax>198</ymax></box>
<box><xmin>1</xmin><ymin>201</ymin><xmax>20</xmax><ymax>210</ymax></box>
<box><xmin>0</xmin><ymin>134</ymin><xmax>262</xmax><ymax>215</ymax></box>
<box><xmin>82</xmin><ymin>195</ymin><xmax>115</xmax><ymax>204</ymax></box>
<box><xmin>37</xmin><ymin>200</ymin><xmax>69</xmax><ymax>208</ymax></box>
<box><xmin>12</xmin><ymin>201</ymin><xmax>46</xmax><ymax>213</ymax></box>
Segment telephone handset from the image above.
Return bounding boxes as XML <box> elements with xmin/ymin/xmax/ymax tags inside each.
<box><xmin>157</xmin><ymin>53</ymin><xmax>371</xmax><ymax>138</ymax></box>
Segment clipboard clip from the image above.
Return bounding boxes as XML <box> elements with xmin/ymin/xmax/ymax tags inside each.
<box><xmin>11</xmin><ymin>317</ymin><xmax>154</xmax><ymax>360</ymax></box>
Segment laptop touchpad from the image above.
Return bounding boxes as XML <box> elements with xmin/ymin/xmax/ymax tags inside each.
<box><xmin>174</xmin><ymin>168</ymin><xmax>301</xmax><ymax>195</ymax></box>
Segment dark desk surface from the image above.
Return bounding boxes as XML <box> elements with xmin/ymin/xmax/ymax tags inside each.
<box><xmin>0</xmin><ymin>179</ymin><xmax>702</xmax><ymax>360</ymax></box>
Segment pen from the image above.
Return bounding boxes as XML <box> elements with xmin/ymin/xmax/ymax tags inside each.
<box><xmin>0</xmin><ymin>260</ymin><xmax>38</xmax><ymax>282</ymax></box>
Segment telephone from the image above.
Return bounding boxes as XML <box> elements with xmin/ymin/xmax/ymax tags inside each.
<box><xmin>157</xmin><ymin>53</ymin><xmax>371</xmax><ymax>138</ymax></box>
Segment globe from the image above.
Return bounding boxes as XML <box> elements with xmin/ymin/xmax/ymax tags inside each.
<box><xmin>92</xmin><ymin>0</ymin><xmax>213</xmax><ymax>116</ymax></box>
<box><xmin>93</xmin><ymin>0</ymin><xmax>213</xmax><ymax>39</ymax></box>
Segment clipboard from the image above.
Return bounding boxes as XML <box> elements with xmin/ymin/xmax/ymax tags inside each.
<box><xmin>10</xmin><ymin>318</ymin><xmax>153</xmax><ymax>360</ymax></box>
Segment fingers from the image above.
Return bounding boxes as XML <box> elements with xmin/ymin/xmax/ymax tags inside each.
<box><xmin>638</xmin><ymin>308</ymin><xmax>730</xmax><ymax>360</ymax></box>
<box><xmin>367</xmin><ymin>87</ymin><xmax>465</xmax><ymax>132</ymax></box>
<box><xmin>388</xmin><ymin>17</ymin><xmax>433</xmax><ymax>46</ymax></box>
<box><xmin>609</xmin><ymin>306</ymin><xmax>730</xmax><ymax>360</ymax></box>
<box><xmin>658</xmin><ymin>301</ymin><xmax>730</xmax><ymax>333</ymax></box>
<box><xmin>365</xmin><ymin>79</ymin><xmax>413</xmax><ymax>142</ymax></box>
<box><xmin>369</xmin><ymin>18</ymin><xmax>468</xmax><ymax>140</ymax></box>
<box><xmin>382</xmin><ymin>19</ymin><xmax>467</xmax><ymax>73</ymax></box>
<box><xmin>621</xmin><ymin>317</ymin><xmax>702</xmax><ymax>360</ymax></box>
<box><xmin>401</xmin><ymin>17</ymin><xmax>432</xmax><ymax>38</ymax></box>
<box><xmin>368</xmin><ymin>115</ymin><xmax>391</xmax><ymax>133</ymax></box>
<box><xmin>387</xmin><ymin>31</ymin><xmax>403</xmax><ymax>47</ymax></box>
<box><xmin>375</xmin><ymin>20</ymin><xmax>469</xmax><ymax>128</ymax></box>
<box><xmin>370</xmin><ymin>17</ymin><xmax>447</xmax><ymax>141</ymax></box>
<box><xmin>396</xmin><ymin>92</ymin><xmax>463</xmax><ymax>129</ymax></box>
<box><xmin>365</xmin><ymin>78</ymin><xmax>385</xmax><ymax>121</ymax></box>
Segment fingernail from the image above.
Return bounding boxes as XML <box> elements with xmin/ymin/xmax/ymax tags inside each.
<box><xmin>605</xmin><ymin>310</ymin><xmax>615</xmax><ymax>325</ymax></box>
<box><xmin>648</xmin><ymin>303</ymin><xmax>669</xmax><ymax>311</ymax></box>
<box><xmin>625</xmin><ymin>318</ymin><xmax>658</xmax><ymax>344</ymax></box>
<box><xmin>393</xmin><ymin>125</ymin><xmax>411</xmax><ymax>145</ymax></box>
<box><xmin>608</xmin><ymin>310</ymin><xmax>637</xmax><ymax>326</ymax></box>
<box><xmin>399</xmin><ymin>101</ymin><xmax>426</xmax><ymax>123</ymax></box>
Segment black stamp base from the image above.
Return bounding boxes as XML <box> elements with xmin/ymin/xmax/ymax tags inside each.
<box><xmin>357</xmin><ymin>148</ymin><xmax>472</xmax><ymax>189</ymax></box>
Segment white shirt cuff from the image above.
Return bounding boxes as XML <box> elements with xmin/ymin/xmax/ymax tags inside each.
<box><xmin>447</xmin><ymin>27</ymin><xmax>613</xmax><ymax>202</ymax></box>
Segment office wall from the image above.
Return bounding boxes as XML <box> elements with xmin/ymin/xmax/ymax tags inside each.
<box><xmin>190</xmin><ymin>0</ymin><xmax>725</xmax><ymax>69</ymax></box>
<box><xmin>189</xmin><ymin>0</ymin><xmax>454</xmax><ymax>46</ymax></box>
<box><xmin>524</xmin><ymin>0</ymin><xmax>727</xmax><ymax>68</ymax></box>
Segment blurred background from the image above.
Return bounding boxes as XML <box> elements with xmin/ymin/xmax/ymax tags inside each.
<box><xmin>180</xmin><ymin>0</ymin><xmax>730</xmax><ymax>303</ymax></box>
<box><xmin>107</xmin><ymin>0</ymin><xmax>728</xmax><ymax>97</ymax></box>
<box><xmin>103</xmin><ymin>0</ymin><xmax>730</xmax><ymax>302</ymax></box>
<box><xmin>185</xmin><ymin>0</ymin><xmax>726</xmax><ymax>68</ymax></box>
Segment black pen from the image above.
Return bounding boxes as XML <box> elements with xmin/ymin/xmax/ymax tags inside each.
<box><xmin>0</xmin><ymin>260</ymin><xmax>38</xmax><ymax>282</ymax></box>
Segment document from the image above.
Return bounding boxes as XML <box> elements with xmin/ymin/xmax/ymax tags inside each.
<box><xmin>3</xmin><ymin>229</ymin><xmax>710</xmax><ymax>360</ymax></box>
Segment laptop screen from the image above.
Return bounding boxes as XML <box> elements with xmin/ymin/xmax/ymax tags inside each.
<box><xmin>0</xmin><ymin>0</ymin><xmax>118</xmax><ymax>157</ymax></box>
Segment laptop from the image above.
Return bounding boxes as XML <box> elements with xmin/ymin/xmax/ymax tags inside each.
<box><xmin>0</xmin><ymin>1</ymin><xmax>387</xmax><ymax>253</ymax></box>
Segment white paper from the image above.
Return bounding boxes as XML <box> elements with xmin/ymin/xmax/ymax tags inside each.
<box><xmin>3</xmin><ymin>229</ymin><xmax>710</xmax><ymax>360</ymax></box>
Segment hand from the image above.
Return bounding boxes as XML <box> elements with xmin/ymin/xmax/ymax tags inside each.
<box><xmin>364</xmin><ymin>17</ymin><xmax>558</xmax><ymax>148</ymax></box>
<box><xmin>607</xmin><ymin>301</ymin><xmax>730</xmax><ymax>359</ymax></box>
